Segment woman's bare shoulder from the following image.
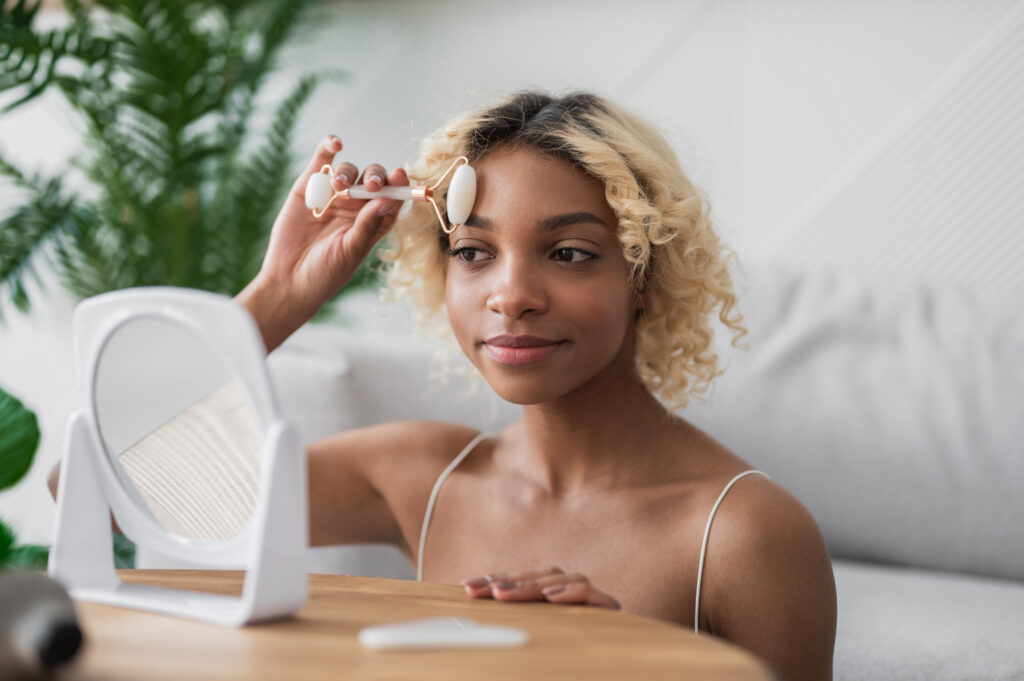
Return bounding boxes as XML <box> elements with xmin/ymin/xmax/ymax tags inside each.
<box><xmin>308</xmin><ymin>420</ymin><xmax>488</xmax><ymax>552</ymax></box>
<box><xmin>703</xmin><ymin>473</ymin><xmax>830</xmax><ymax>570</ymax></box>
<box><xmin>699</xmin><ymin>470</ymin><xmax>837</xmax><ymax>680</ymax></box>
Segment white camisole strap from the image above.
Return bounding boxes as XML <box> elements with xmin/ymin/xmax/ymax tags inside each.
<box><xmin>694</xmin><ymin>469</ymin><xmax>771</xmax><ymax>633</ymax></box>
<box><xmin>416</xmin><ymin>431</ymin><xmax>491</xmax><ymax>582</ymax></box>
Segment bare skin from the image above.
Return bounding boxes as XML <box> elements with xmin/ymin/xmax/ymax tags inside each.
<box><xmin>55</xmin><ymin>136</ymin><xmax>836</xmax><ymax>680</ymax></box>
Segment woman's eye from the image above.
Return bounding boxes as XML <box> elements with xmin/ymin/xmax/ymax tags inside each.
<box><xmin>551</xmin><ymin>247</ymin><xmax>595</xmax><ymax>263</ymax></box>
<box><xmin>448</xmin><ymin>246</ymin><xmax>490</xmax><ymax>263</ymax></box>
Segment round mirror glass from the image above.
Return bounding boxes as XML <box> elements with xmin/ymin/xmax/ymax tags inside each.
<box><xmin>93</xmin><ymin>317</ymin><xmax>262</xmax><ymax>543</ymax></box>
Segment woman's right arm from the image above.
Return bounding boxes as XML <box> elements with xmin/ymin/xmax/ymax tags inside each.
<box><xmin>236</xmin><ymin>136</ymin><xmax>430</xmax><ymax>547</ymax></box>
<box><xmin>236</xmin><ymin>135</ymin><xmax>407</xmax><ymax>352</ymax></box>
<box><xmin>307</xmin><ymin>421</ymin><xmax>481</xmax><ymax>553</ymax></box>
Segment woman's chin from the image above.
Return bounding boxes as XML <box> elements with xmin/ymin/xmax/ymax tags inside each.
<box><xmin>481</xmin><ymin>372</ymin><xmax>586</xmax><ymax>406</ymax></box>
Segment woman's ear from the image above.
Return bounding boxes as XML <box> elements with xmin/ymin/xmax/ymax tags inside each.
<box><xmin>631</xmin><ymin>291</ymin><xmax>645</xmax><ymax>314</ymax></box>
<box><xmin>630</xmin><ymin>264</ymin><xmax>651</xmax><ymax>314</ymax></box>
<box><xmin>630</xmin><ymin>287</ymin><xmax>648</xmax><ymax>325</ymax></box>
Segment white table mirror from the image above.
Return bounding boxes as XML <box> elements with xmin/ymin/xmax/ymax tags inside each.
<box><xmin>48</xmin><ymin>288</ymin><xmax>307</xmax><ymax>626</ymax></box>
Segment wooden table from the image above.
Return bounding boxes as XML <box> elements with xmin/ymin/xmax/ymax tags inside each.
<box><xmin>67</xmin><ymin>570</ymin><xmax>772</xmax><ymax>680</ymax></box>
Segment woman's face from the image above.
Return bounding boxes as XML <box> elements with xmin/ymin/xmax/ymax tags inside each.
<box><xmin>444</xmin><ymin>145</ymin><xmax>638</xmax><ymax>405</ymax></box>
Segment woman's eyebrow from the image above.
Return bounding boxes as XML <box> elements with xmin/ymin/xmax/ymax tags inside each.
<box><xmin>537</xmin><ymin>211</ymin><xmax>610</xmax><ymax>231</ymax></box>
<box><xmin>461</xmin><ymin>212</ymin><xmax>609</xmax><ymax>231</ymax></box>
<box><xmin>462</xmin><ymin>215</ymin><xmax>493</xmax><ymax>230</ymax></box>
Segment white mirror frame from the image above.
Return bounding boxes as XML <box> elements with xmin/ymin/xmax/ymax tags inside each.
<box><xmin>48</xmin><ymin>287</ymin><xmax>308</xmax><ymax>626</ymax></box>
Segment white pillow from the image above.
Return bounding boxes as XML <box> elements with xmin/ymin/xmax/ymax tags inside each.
<box><xmin>267</xmin><ymin>328</ymin><xmax>360</xmax><ymax>442</ymax></box>
<box><xmin>684</xmin><ymin>263</ymin><xmax>1024</xmax><ymax>581</ymax></box>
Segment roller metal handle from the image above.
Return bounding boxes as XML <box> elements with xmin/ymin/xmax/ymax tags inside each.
<box><xmin>342</xmin><ymin>185</ymin><xmax>413</xmax><ymax>201</ymax></box>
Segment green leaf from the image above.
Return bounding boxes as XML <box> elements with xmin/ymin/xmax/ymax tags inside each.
<box><xmin>6</xmin><ymin>543</ymin><xmax>48</xmax><ymax>570</ymax></box>
<box><xmin>0</xmin><ymin>154</ymin><xmax>88</xmax><ymax>320</ymax></box>
<box><xmin>0</xmin><ymin>385</ymin><xmax>40</xmax><ymax>491</ymax></box>
<box><xmin>113</xmin><ymin>533</ymin><xmax>136</xmax><ymax>569</ymax></box>
<box><xmin>0</xmin><ymin>518</ymin><xmax>13</xmax><ymax>566</ymax></box>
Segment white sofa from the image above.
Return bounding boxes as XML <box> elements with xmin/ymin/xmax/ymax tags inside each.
<box><xmin>260</xmin><ymin>263</ymin><xmax>1023</xmax><ymax>681</ymax></box>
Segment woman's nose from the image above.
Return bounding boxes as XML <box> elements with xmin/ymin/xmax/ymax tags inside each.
<box><xmin>486</xmin><ymin>258</ymin><xmax>548</xmax><ymax>319</ymax></box>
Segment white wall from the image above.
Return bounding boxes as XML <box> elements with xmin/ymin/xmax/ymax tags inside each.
<box><xmin>275</xmin><ymin>0</ymin><xmax>1024</xmax><ymax>286</ymax></box>
<box><xmin>2</xmin><ymin>0</ymin><xmax>1023</xmax><ymax>543</ymax></box>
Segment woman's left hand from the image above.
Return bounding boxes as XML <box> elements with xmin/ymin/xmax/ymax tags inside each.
<box><xmin>460</xmin><ymin>566</ymin><xmax>621</xmax><ymax>609</ymax></box>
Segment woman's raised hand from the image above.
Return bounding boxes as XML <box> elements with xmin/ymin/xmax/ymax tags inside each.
<box><xmin>238</xmin><ymin>135</ymin><xmax>407</xmax><ymax>351</ymax></box>
<box><xmin>460</xmin><ymin>567</ymin><xmax>621</xmax><ymax>610</ymax></box>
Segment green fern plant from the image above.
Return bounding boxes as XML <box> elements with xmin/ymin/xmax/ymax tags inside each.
<box><xmin>0</xmin><ymin>384</ymin><xmax>47</xmax><ymax>570</ymax></box>
<box><xmin>0</xmin><ymin>0</ymin><xmax>366</xmax><ymax>319</ymax></box>
<box><xmin>0</xmin><ymin>383</ymin><xmax>134</xmax><ymax>569</ymax></box>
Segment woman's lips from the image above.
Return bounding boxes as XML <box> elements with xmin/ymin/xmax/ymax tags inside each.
<box><xmin>483</xmin><ymin>335</ymin><xmax>565</xmax><ymax>366</ymax></box>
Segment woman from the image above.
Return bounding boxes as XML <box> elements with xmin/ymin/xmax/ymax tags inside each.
<box><xmin>237</xmin><ymin>92</ymin><xmax>837</xmax><ymax>680</ymax></box>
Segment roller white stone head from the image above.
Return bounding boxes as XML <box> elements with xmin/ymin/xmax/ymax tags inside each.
<box><xmin>304</xmin><ymin>172</ymin><xmax>333</xmax><ymax>212</ymax></box>
<box><xmin>446</xmin><ymin>164</ymin><xmax>476</xmax><ymax>226</ymax></box>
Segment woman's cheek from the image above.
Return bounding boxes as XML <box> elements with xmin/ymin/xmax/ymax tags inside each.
<box><xmin>445</xmin><ymin>270</ymin><xmax>481</xmax><ymax>358</ymax></box>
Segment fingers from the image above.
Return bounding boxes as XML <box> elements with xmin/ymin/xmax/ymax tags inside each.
<box><xmin>490</xmin><ymin>572</ymin><xmax>586</xmax><ymax>603</ymax></box>
<box><xmin>331</xmin><ymin>161</ymin><xmax>358</xmax><ymax>190</ymax></box>
<box><xmin>491</xmin><ymin>566</ymin><xmax>566</xmax><ymax>585</ymax></box>
<box><xmin>374</xmin><ymin>167</ymin><xmax>408</xmax><ymax>233</ymax></box>
<box><xmin>293</xmin><ymin>135</ymin><xmax>343</xmax><ymax>196</ymax></box>
<box><xmin>458</xmin><ymin>567</ymin><xmax>619</xmax><ymax>610</ymax></box>
<box><xmin>486</xmin><ymin>573</ymin><xmax>567</xmax><ymax>602</ymax></box>
<box><xmin>292</xmin><ymin>138</ymin><xmax>410</xmax><ymax>262</ymax></box>
<box><xmin>292</xmin><ymin>135</ymin><xmax>399</xmax><ymax>198</ymax></box>
<box><xmin>359</xmin><ymin>163</ymin><xmax>388</xmax><ymax>191</ymax></box>
<box><xmin>308</xmin><ymin>135</ymin><xmax>342</xmax><ymax>175</ymax></box>
<box><xmin>366</xmin><ymin>168</ymin><xmax>409</xmax><ymax>235</ymax></box>
<box><xmin>330</xmin><ymin>161</ymin><xmax>402</xmax><ymax>193</ymax></box>
<box><xmin>387</xmin><ymin>165</ymin><xmax>410</xmax><ymax>187</ymax></box>
<box><xmin>461</xmin><ymin>566</ymin><xmax>563</xmax><ymax>599</ymax></box>
<box><xmin>539</xmin><ymin>574</ymin><xmax>621</xmax><ymax>609</ymax></box>
<box><xmin>337</xmin><ymin>169</ymin><xmax>408</xmax><ymax>257</ymax></box>
<box><xmin>351</xmin><ymin>165</ymin><xmax>409</xmax><ymax>222</ymax></box>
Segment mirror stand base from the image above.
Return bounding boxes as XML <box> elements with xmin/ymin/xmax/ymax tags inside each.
<box><xmin>49</xmin><ymin>411</ymin><xmax>308</xmax><ymax>627</ymax></box>
<box><xmin>74</xmin><ymin>583</ymin><xmax>249</xmax><ymax>626</ymax></box>
<box><xmin>49</xmin><ymin>411</ymin><xmax>118</xmax><ymax>593</ymax></box>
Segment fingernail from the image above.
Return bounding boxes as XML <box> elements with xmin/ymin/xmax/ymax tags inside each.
<box><xmin>461</xmin><ymin>576</ymin><xmax>489</xmax><ymax>588</ymax></box>
<box><xmin>542</xmin><ymin>584</ymin><xmax>566</xmax><ymax>596</ymax></box>
<box><xmin>369</xmin><ymin>174</ymin><xmax>385</xmax><ymax>187</ymax></box>
<box><xmin>377</xmin><ymin>200</ymin><xmax>397</xmax><ymax>216</ymax></box>
<box><xmin>494</xmin><ymin>580</ymin><xmax>517</xmax><ymax>591</ymax></box>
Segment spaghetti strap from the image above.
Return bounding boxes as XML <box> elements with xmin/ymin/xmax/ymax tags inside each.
<box><xmin>694</xmin><ymin>469</ymin><xmax>771</xmax><ymax>633</ymax></box>
<box><xmin>416</xmin><ymin>431</ymin><xmax>491</xmax><ymax>581</ymax></box>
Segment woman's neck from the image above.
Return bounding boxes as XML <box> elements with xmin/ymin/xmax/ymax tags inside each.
<box><xmin>508</xmin><ymin>366</ymin><xmax>681</xmax><ymax>500</ymax></box>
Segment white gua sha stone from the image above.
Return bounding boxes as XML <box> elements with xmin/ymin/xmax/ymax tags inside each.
<box><xmin>305</xmin><ymin>156</ymin><xmax>475</xmax><ymax>234</ymax></box>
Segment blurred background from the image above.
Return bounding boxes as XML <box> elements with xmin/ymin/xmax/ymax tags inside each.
<box><xmin>1</xmin><ymin>0</ymin><xmax>1022</xmax><ymax>553</ymax></box>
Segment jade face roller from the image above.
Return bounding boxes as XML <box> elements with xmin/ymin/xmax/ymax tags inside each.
<box><xmin>305</xmin><ymin>156</ymin><xmax>476</xmax><ymax>233</ymax></box>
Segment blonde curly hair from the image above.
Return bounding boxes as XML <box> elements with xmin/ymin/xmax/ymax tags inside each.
<box><xmin>381</xmin><ymin>91</ymin><xmax>745</xmax><ymax>409</ymax></box>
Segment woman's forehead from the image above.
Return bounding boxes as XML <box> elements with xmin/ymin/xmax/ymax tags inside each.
<box><xmin>470</xmin><ymin>147</ymin><xmax>613</xmax><ymax>222</ymax></box>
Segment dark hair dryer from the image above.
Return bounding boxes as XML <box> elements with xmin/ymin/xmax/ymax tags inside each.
<box><xmin>0</xmin><ymin>571</ymin><xmax>83</xmax><ymax>680</ymax></box>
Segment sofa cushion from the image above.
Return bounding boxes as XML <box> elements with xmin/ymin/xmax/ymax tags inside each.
<box><xmin>833</xmin><ymin>559</ymin><xmax>1024</xmax><ymax>681</ymax></box>
<box><xmin>684</xmin><ymin>264</ymin><xmax>1024</xmax><ymax>581</ymax></box>
<box><xmin>267</xmin><ymin>330</ymin><xmax>360</xmax><ymax>441</ymax></box>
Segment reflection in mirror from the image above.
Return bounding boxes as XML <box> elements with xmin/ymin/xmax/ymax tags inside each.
<box><xmin>93</xmin><ymin>317</ymin><xmax>261</xmax><ymax>543</ymax></box>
